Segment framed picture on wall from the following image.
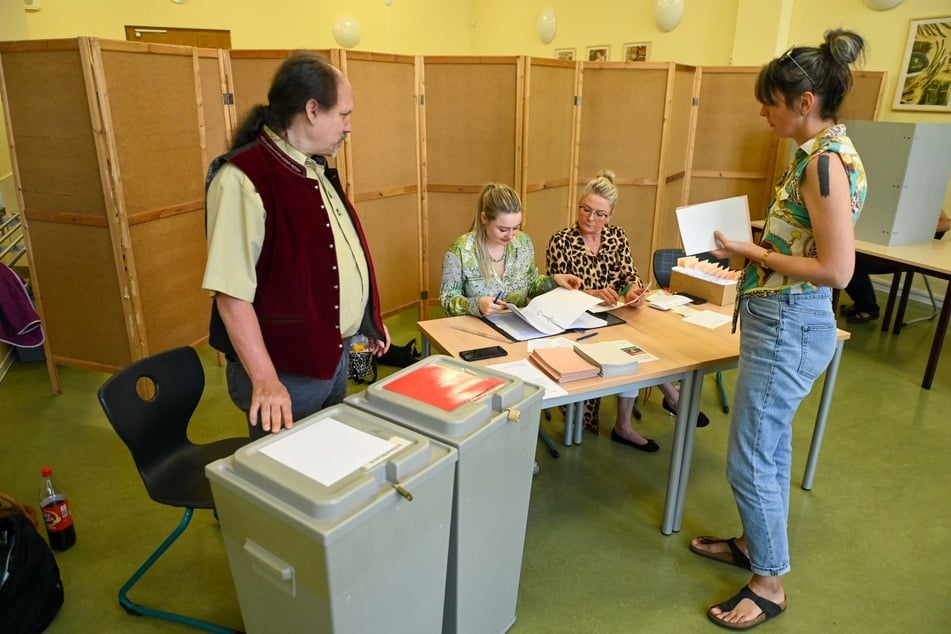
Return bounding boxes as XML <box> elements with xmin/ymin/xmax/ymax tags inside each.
<box><xmin>554</xmin><ymin>48</ymin><xmax>575</xmax><ymax>61</ymax></box>
<box><xmin>586</xmin><ymin>45</ymin><xmax>610</xmax><ymax>62</ymax></box>
<box><xmin>623</xmin><ymin>42</ymin><xmax>650</xmax><ymax>62</ymax></box>
<box><xmin>893</xmin><ymin>16</ymin><xmax>951</xmax><ymax>111</ymax></box>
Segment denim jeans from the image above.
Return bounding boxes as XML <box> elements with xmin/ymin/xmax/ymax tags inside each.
<box><xmin>727</xmin><ymin>288</ymin><xmax>836</xmax><ymax>577</ymax></box>
<box><xmin>225</xmin><ymin>342</ymin><xmax>350</xmax><ymax>440</ymax></box>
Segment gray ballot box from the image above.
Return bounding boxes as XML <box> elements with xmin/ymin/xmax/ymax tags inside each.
<box><xmin>206</xmin><ymin>404</ymin><xmax>457</xmax><ymax>634</ymax></box>
<box><xmin>346</xmin><ymin>354</ymin><xmax>544</xmax><ymax>634</ymax></box>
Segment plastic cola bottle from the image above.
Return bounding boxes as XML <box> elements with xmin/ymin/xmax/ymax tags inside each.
<box><xmin>39</xmin><ymin>466</ymin><xmax>76</xmax><ymax>551</ymax></box>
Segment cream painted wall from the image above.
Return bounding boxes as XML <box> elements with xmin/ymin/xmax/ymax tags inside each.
<box><xmin>731</xmin><ymin>0</ymin><xmax>794</xmax><ymax>64</ymax></box>
<box><xmin>790</xmin><ymin>0</ymin><xmax>950</xmax><ymax>124</ymax></box>
<box><xmin>0</xmin><ymin>0</ymin><xmax>472</xmax><ymax>53</ymax></box>
<box><xmin>470</xmin><ymin>0</ymin><xmax>739</xmax><ymax>65</ymax></box>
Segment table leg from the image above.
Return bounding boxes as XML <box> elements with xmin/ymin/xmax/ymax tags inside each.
<box><xmin>922</xmin><ymin>284</ymin><xmax>951</xmax><ymax>390</ymax></box>
<box><xmin>801</xmin><ymin>339</ymin><xmax>844</xmax><ymax>491</ymax></box>
<box><xmin>420</xmin><ymin>336</ymin><xmax>432</xmax><ymax>357</ymax></box>
<box><xmin>563</xmin><ymin>402</ymin><xmax>575</xmax><ymax>446</ymax></box>
<box><xmin>662</xmin><ymin>371</ymin><xmax>695</xmax><ymax>535</ymax></box>
<box><xmin>881</xmin><ymin>271</ymin><xmax>902</xmax><ymax>332</ymax></box>
<box><xmin>892</xmin><ymin>271</ymin><xmax>915</xmax><ymax>335</ymax></box>
<box><xmin>573</xmin><ymin>402</ymin><xmax>584</xmax><ymax>445</ymax></box>
<box><xmin>672</xmin><ymin>370</ymin><xmax>704</xmax><ymax>533</ymax></box>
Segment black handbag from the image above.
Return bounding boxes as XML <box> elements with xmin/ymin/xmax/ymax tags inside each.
<box><xmin>0</xmin><ymin>493</ymin><xmax>65</xmax><ymax>634</ymax></box>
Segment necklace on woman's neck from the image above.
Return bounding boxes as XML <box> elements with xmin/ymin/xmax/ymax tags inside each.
<box><xmin>489</xmin><ymin>247</ymin><xmax>506</xmax><ymax>263</ymax></box>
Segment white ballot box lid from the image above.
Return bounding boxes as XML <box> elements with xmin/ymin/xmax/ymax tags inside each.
<box><xmin>206</xmin><ymin>404</ymin><xmax>455</xmax><ymax>527</ymax></box>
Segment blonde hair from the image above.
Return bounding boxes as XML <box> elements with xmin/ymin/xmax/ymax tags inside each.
<box><xmin>472</xmin><ymin>183</ymin><xmax>522</xmax><ymax>281</ymax></box>
<box><xmin>580</xmin><ymin>169</ymin><xmax>619</xmax><ymax>212</ymax></box>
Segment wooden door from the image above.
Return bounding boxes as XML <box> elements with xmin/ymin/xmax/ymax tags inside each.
<box><xmin>124</xmin><ymin>26</ymin><xmax>231</xmax><ymax>49</ymax></box>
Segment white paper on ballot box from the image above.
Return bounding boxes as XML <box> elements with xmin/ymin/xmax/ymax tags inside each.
<box><xmin>260</xmin><ymin>417</ymin><xmax>402</xmax><ymax>487</ymax></box>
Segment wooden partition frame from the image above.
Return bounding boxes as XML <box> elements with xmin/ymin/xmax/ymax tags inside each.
<box><xmin>576</xmin><ymin>61</ymin><xmax>694</xmax><ymax>282</ymax></box>
<box><xmin>339</xmin><ymin>51</ymin><xmax>424</xmax><ymax>317</ymax></box>
<box><xmin>689</xmin><ymin>67</ymin><xmax>779</xmax><ymax>225</ymax></box>
<box><xmin>420</xmin><ymin>56</ymin><xmax>523</xmax><ymax>306</ymax></box>
<box><xmin>522</xmin><ymin>58</ymin><xmax>579</xmax><ymax>272</ymax></box>
<box><xmin>656</xmin><ymin>64</ymin><xmax>701</xmax><ymax>254</ymax></box>
<box><xmin>0</xmin><ymin>37</ymin><xmax>224</xmax><ymax>390</ymax></box>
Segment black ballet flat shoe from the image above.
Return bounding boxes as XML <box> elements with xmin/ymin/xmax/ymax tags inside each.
<box><xmin>662</xmin><ymin>398</ymin><xmax>710</xmax><ymax>428</ymax></box>
<box><xmin>610</xmin><ymin>428</ymin><xmax>660</xmax><ymax>453</ymax></box>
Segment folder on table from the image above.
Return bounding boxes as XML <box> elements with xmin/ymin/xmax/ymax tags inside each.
<box><xmin>529</xmin><ymin>347</ymin><xmax>600</xmax><ymax>383</ymax></box>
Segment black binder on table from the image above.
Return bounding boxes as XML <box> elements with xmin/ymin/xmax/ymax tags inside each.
<box><xmin>482</xmin><ymin>311</ymin><xmax>626</xmax><ymax>343</ymax></box>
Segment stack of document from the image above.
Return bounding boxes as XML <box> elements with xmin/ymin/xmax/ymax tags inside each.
<box><xmin>529</xmin><ymin>347</ymin><xmax>600</xmax><ymax>383</ymax></box>
<box><xmin>572</xmin><ymin>339</ymin><xmax>642</xmax><ymax>377</ymax></box>
<box><xmin>496</xmin><ymin>287</ymin><xmax>605</xmax><ymax>336</ymax></box>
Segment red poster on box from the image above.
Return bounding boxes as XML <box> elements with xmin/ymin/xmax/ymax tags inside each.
<box><xmin>383</xmin><ymin>365</ymin><xmax>505</xmax><ymax>411</ymax></box>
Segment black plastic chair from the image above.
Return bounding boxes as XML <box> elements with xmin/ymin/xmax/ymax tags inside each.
<box><xmin>97</xmin><ymin>346</ymin><xmax>247</xmax><ymax>634</ymax></box>
<box><xmin>652</xmin><ymin>248</ymin><xmax>731</xmax><ymax>413</ymax></box>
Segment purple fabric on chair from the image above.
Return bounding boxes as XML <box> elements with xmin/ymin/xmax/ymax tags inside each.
<box><xmin>0</xmin><ymin>263</ymin><xmax>44</xmax><ymax>348</ymax></box>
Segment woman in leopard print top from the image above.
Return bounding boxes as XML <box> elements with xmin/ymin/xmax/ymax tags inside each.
<box><xmin>546</xmin><ymin>170</ymin><xmax>708</xmax><ymax>450</ymax></box>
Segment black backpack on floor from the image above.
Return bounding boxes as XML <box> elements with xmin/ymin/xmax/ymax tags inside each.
<box><xmin>0</xmin><ymin>497</ymin><xmax>64</xmax><ymax>634</ymax></box>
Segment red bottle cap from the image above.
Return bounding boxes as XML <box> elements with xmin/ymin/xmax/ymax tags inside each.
<box><xmin>41</xmin><ymin>466</ymin><xmax>52</xmax><ymax>477</ymax></box>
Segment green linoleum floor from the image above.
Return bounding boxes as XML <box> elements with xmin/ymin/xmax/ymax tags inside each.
<box><xmin>2</xmin><ymin>302</ymin><xmax>950</xmax><ymax>633</ymax></box>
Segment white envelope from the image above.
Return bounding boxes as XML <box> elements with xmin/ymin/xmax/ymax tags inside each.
<box><xmin>676</xmin><ymin>195</ymin><xmax>753</xmax><ymax>255</ymax></box>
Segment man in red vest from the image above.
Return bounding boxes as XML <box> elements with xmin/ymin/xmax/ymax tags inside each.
<box><xmin>203</xmin><ymin>52</ymin><xmax>389</xmax><ymax>439</ymax></box>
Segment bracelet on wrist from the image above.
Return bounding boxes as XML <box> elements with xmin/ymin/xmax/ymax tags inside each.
<box><xmin>761</xmin><ymin>249</ymin><xmax>772</xmax><ymax>268</ymax></box>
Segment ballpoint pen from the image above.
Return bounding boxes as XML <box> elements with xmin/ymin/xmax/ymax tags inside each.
<box><xmin>576</xmin><ymin>332</ymin><xmax>598</xmax><ymax>341</ymax></box>
<box><xmin>494</xmin><ymin>290</ymin><xmax>503</xmax><ymax>303</ymax></box>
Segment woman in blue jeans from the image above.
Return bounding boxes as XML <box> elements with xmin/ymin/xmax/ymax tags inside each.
<box><xmin>689</xmin><ymin>29</ymin><xmax>867</xmax><ymax>630</ymax></box>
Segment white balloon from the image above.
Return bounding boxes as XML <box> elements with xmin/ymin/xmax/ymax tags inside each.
<box><xmin>862</xmin><ymin>0</ymin><xmax>903</xmax><ymax>9</ymax></box>
<box><xmin>333</xmin><ymin>15</ymin><xmax>362</xmax><ymax>49</ymax></box>
<box><xmin>655</xmin><ymin>0</ymin><xmax>684</xmax><ymax>33</ymax></box>
<box><xmin>537</xmin><ymin>8</ymin><xmax>557</xmax><ymax>45</ymax></box>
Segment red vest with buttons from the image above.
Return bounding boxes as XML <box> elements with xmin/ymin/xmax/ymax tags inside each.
<box><xmin>208</xmin><ymin>131</ymin><xmax>385</xmax><ymax>379</ymax></box>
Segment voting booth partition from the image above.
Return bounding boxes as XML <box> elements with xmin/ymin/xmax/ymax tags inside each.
<box><xmin>0</xmin><ymin>38</ymin><xmax>230</xmax><ymax>391</ymax></box>
<box><xmin>347</xmin><ymin>355</ymin><xmax>544</xmax><ymax>634</ymax></box>
<box><xmin>344</xmin><ymin>52</ymin><xmax>425</xmax><ymax>316</ymax></box>
<box><xmin>844</xmin><ymin>120</ymin><xmax>951</xmax><ymax>247</ymax></box>
<box><xmin>206</xmin><ymin>404</ymin><xmax>457</xmax><ymax>634</ymax></box>
<box><xmin>577</xmin><ymin>61</ymin><xmax>700</xmax><ymax>278</ymax></box>
<box><xmin>420</xmin><ymin>56</ymin><xmax>524</xmax><ymax>309</ymax></box>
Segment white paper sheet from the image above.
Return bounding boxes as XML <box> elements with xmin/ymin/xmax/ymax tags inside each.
<box><xmin>646</xmin><ymin>291</ymin><xmax>694</xmax><ymax>311</ymax></box>
<box><xmin>260</xmin><ymin>417</ymin><xmax>399</xmax><ymax>487</ymax></box>
<box><xmin>676</xmin><ymin>195</ymin><xmax>753</xmax><ymax>255</ymax></box>
<box><xmin>486</xmin><ymin>303</ymin><xmax>607</xmax><ymax>341</ymax></box>
<box><xmin>504</xmin><ymin>287</ymin><xmax>604</xmax><ymax>335</ymax></box>
<box><xmin>682</xmin><ymin>310</ymin><xmax>732</xmax><ymax>329</ymax></box>
<box><xmin>486</xmin><ymin>359</ymin><xmax>569</xmax><ymax>400</ymax></box>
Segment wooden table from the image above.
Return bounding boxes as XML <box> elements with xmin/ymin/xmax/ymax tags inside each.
<box><xmin>855</xmin><ymin>238</ymin><xmax>951</xmax><ymax>389</ymax></box>
<box><xmin>419</xmin><ymin>303</ymin><xmax>849</xmax><ymax>535</ymax></box>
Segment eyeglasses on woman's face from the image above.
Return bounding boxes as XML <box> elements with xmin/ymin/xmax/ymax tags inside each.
<box><xmin>578</xmin><ymin>204</ymin><xmax>610</xmax><ymax>220</ymax></box>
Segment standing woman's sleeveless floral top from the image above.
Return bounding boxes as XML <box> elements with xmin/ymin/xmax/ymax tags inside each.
<box><xmin>740</xmin><ymin>124</ymin><xmax>867</xmax><ymax>301</ymax></box>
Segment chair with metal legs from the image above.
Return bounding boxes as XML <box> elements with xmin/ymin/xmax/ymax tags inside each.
<box><xmin>98</xmin><ymin>346</ymin><xmax>248</xmax><ymax>634</ymax></box>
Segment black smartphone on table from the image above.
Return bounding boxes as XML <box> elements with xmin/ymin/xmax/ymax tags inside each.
<box><xmin>459</xmin><ymin>346</ymin><xmax>508</xmax><ymax>362</ymax></box>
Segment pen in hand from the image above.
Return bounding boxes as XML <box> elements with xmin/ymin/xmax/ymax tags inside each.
<box><xmin>494</xmin><ymin>290</ymin><xmax>503</xmax><ymax>303</ymax></box>
<box><xmin>576</xmin><ymin>332</ymin><xmax>598</xmax><ymax>341</ymax></box>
